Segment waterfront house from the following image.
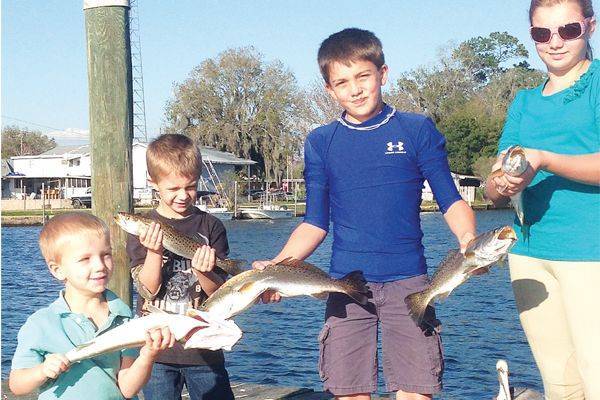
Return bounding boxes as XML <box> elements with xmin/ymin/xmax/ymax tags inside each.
<box><xmin>1</xmin><ymin>159</ymin><xmax>18</xmax><ymax>198</ymax></box>
<box><xmin>422</xmin><ymin>172</ymin><xmax>482</xmax><ymax>204</ymax></box>
<box><xmin>2</xmin><ymin>142</ymin><xmax>256</xmax><ymax>201</ymax></box>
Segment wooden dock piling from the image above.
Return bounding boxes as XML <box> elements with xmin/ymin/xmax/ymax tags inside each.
<box><xmin>84</xmin><ymin>0</ymin><xmax>134</xmax><ymax>306</ymax></box>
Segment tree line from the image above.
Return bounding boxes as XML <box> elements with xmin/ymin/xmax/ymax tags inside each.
<box><xmin>1</xmin><ymin>125</ymin><xmax>56</xmax><ymax>159</ymax></box>
<box><xmin>165</xmin><ymin>32</ymin><xmax>544</xmax><ymax>182</ymax></box>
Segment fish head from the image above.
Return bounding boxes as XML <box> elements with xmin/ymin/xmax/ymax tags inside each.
<box><xmin>113</xmin><ymin>212</ymin><xmax>147</xmax><ymax>236</ymax></box>
<box><xmin>468</xmin><ymin>226</ymin><xmax>517</xmax><ymax>264</ymax></box>
<box><xmin>182</xmin><ymin>309</ymin><xmax>242</xmax><ymax>351</ymax></box>
<box><xmin>501</xmin><ymin>146</ymin><xmax>528</xmax><ymax>177</ymax></box>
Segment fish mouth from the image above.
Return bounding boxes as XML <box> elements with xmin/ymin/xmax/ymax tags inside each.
<box><xmin>182</xmin><ymin>326</ymin><xmax>208</xmax><ymax>343</ymax></box>
<box><xmin>497</xmin><ymin>226</ymin><xmax>517</xmax><ymax>241</ymax></box>
<box><xmin>507</xmin><ymin>145</ymin><xmax>525</xmax><ymax>157</ymax></box>
<box><xmin>113</xmin><ymin>213</ymin><xmax>140</xmax><ymax>234</ymax></box>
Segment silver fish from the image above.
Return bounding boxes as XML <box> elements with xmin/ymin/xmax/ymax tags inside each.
<box><xmin>405</xmin><ymin>226</ymin><xmax>517</xmax><ymax>324</ymax></box>
<box><xmin>65</xmin><ymin>305</ymin><xmax>242</xmax><ymax>363</ymax></box>
<box><xmin>114</xmin><ymin>212</ymin><xmax>246</xmax><ymax>276</ymax></box>
<box><xmin>491</xmin><ymin>145</ymin><xmax>529</xmax><ymax>227</ymax></box>
<box><xmin>201</xmin><ymin>257</ymin><xmax>369</xmax><ymax>320</ymax></box>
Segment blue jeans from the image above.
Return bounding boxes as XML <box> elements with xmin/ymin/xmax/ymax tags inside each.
<box><xmin>143</xmin><ymin>362</ymin><xmax>234</xmax><ymax>400</ymax></box>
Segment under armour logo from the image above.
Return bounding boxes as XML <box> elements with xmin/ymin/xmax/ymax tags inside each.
<box><xmin>385</xmin><ymin>141</ymin><xmax>406</xmax><ymax>154</ymax></box>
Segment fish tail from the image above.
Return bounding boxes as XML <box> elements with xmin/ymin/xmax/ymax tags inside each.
<box><xmin>521</xmin><ymin>223</ymin><xmax>530</xmax><ymax>242</ymax></box>
<box><xmin>217</xmin><ymin>258</ymin><xmax>247</xmax><ymax>276</ymax></box>
<box><xmin>405</xmin><ymin>291</ymin><xmax>431</xmax><ymax>324</ymax></box>
<box><xmin>339</xmin><ymin>270</ymin><xmax>369</xmax><ymax>305</ymax></box>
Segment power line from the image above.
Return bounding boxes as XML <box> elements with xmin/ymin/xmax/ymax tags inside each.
<box><xmin>1</xmin><ymin>115</ymin><xmax>64</xmax><ymax>131</ymax></box>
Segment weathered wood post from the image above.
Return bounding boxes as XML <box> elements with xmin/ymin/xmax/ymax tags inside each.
<box><xmin>84</xmin><ymin>0</ymin><xmax>134</xmax><ymax>306</ymax></box>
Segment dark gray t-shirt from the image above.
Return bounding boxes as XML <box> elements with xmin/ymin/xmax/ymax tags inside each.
<box><xmin>126</xmin><ymin>207</ymin><xmax>229</xmax><ymax>365</ymax></box>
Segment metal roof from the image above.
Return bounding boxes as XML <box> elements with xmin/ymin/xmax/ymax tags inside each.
<box><xmin>200</xmin><ymin>147</ymin><xmax>256</xmax><ymax>166</ymax></box>
<box><xmin>134</xmin><ymin>142</ymin><xmax>256</xmax><ymax>166</ymax></box>
<box><xmin>2</xmin><ymin>159</ymin><xmax>14</xmax><ymax>176</ymax></box>
<box><xmin>11</xmin><ymin>143</ymin><xmax>256</xmax><ymax>166</ymax></box>
<box><xmin>40</xmin><ymin>144</ymin><xmax>91</xmax><ymax>156</ymax></box>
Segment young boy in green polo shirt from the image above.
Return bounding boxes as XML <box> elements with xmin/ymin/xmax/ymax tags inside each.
<box><xmin>9</xmin><ymin>212</ymin><xmax>175</xmax><ymax>400</ymax></box>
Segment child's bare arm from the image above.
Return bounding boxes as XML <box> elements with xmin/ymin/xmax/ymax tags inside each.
<box><xmin>9</xmin><ymin>353</ymin><xmax>70</xmax><ymax>395</ymax></box>
<box><xmin>136</xmin><ymin>222</ymin><xmax>164</xmax><ymax>295</ymax></box>
<box><xmin>443</xmin><ymin>200</ymin><xmax>477</xmax><ymax>253</ymax></box>
<box><xmin>117</xmin><ymin>326</ymin><xmax>175</xmax><ymax>398</ymax></box>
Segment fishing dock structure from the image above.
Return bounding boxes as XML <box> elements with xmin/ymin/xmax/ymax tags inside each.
<box><xmin>0</xmin><ymin>380</ymin><xmax>390</xmax><ymax>399</ymax></box>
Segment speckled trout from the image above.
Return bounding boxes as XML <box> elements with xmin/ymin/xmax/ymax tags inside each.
<box><xmin>65</xmin><ymin>305</ymin><xmax>242</xmax><ymax>363</ymax></box>
<box><xmin>201</xmin><ymin>258</ymin><xmax>369</xmax><ymax>320</ymax></box>
<box><xmin>490</xmin><ymin>146</ymin><xmax>529</xmax><ymax>227</ymax></box>
<box><xmin>405</xmin><ymin>226</ymin><xmax>517</xmax><ymax>324</ymax></box>
<box><xmin>114</xmin><ymin>212</ymin><xmax>245</xmax><ymax>276</ymax></box>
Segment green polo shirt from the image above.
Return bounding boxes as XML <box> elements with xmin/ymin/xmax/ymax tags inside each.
<box><xmin>498</xmin><ymin>59</ymin><xmax>600</xmax><ymax>261</ymax></box>
<box><xmin>11</xmin><ymin>289</ymin><xmax>139</xmax><ymax>400</ymax></box>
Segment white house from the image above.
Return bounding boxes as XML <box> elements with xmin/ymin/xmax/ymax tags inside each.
<box><xmin>3</xmin><ymin>142</ymin><xmax>256</xmax><ymax>200</ymax></box>
<box><xmin>7</xmin><ymin>145</ymin><xmax>92</xmax><ymax>199</ymax></box>
<box><xmin>422</xmin><ymin>172</ymin><xmax>482</xmax><ymax>204</ymax></box>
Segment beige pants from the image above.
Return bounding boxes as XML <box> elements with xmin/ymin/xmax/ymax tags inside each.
<box><xmin>509</xmin><ymin>254</ymin><xmax>600</xmax><ymax>400</ymax></box>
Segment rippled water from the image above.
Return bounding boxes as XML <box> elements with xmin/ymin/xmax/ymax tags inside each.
<box><xmin>1</xmin><ymin>210</ymin><xmax>542</xmax><ymax>398</ymax></box>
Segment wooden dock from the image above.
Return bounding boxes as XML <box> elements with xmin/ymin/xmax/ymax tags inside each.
<box><xmin>1</xmin><ymin>380</ymin><xmax>390</xmax><ymax>399</ymax></box>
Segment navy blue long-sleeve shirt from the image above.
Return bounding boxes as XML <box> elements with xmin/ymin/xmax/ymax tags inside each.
<box><xmin>304</xmin><ymin>104</ymin><xmax>461</xmax><ymax>282</ymax></box>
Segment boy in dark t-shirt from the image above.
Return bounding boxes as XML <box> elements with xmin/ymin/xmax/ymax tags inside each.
<box><xmin>126</xmin><ymin>134</ymin><xmax>234</xmax><ymax>400</ymax></box>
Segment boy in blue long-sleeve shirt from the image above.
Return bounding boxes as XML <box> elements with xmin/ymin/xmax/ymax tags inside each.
<box><xmin>255</xmin><ymin>28</ymin><xmax>476</xmax><ymax>400</ymax></box>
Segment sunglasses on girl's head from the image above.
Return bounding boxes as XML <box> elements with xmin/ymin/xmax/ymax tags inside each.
<box><xmin>530</xmin><ymin>18</ymin><xmax>592</xmax><ymax>43</ymax></box>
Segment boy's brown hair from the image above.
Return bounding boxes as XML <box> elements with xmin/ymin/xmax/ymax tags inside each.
<box><xmin>39</xmin><ymin>212</ymin><xmax>110</xmax><ymax>264</ymax></box>
<box><xmin>146</xmin><ymin>134</ymin><xmax>202</xmax><ymax>181</ymax></box>
<box><xmin>318</xmin><ymin>28</ymin><xmax>385</xmax><ymax>84</ymax></box>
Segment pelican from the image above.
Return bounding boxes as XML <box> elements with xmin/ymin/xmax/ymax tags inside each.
<box><xmin>495</xmin><ymin>359</ymin><xmax>543</xmax><ymax>400</ymax></box>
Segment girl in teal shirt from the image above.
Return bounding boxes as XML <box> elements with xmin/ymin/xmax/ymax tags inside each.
<box><xmin>486</xmin><ymin>1</ymin><xmax>599</xmax><ymax>399</ymax></box>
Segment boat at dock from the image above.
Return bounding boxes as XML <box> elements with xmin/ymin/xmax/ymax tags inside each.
<box><xmin>238</xmin><ymin>191</ymin><xmax>295</xmax><ymax>219</ymax></box>
<box><xmin>239</xmin><ymin>204</ymin><xmax>294</xmax><ymax>219</ymax></box>
<box><xmin>195</xmin><ymin>189</ymin><xmax>234</xmax><ymax>221</ymax></box>
<box><xmin>195</xmin><ymin>204</ymin><xmax>234</xmax><ymax>221</ymax></box>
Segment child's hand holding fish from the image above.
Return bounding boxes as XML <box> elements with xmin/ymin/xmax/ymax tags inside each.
<box><xmin>491</xmin><ymin>147</ymin><xmax>544</xmax><ymax>197</ymax></box>
<box><xmin>139</xmin><ymin>221</ymin><xmax>164</xmax><ymax>254</ymax></box>
<box><xmin>191</xmin><ymin>245</ymin><xmax>216</xmax><ymax>273</ymax></box>
<box><xmin>139</xmin><ymin>326</ymin><xmax>176</xmax><ymax>360</ymax></box>
<box><xmin>252</xmin><ymin>260</ymin><xmax>281</xmax><ymax>304</ymax></box>
<box><xmin>40</xmin><ymin>353</ymin><xmax>70</xmax><ymax>381</ymax></box>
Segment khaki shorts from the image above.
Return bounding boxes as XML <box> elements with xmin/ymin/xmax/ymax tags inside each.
<box><xmin>318</xmin><ymin>275</ymin><xmax>443</xmax><ymax>396</ymax></box>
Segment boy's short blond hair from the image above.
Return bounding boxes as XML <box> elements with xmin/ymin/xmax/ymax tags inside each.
<box><xmin>146</xmin><ymin>134</ymin><xmax>202</xmax><ymax>181</ymax></box>
<box><xmin>318</xmin><ymin>28</ymin><xmax>385</xmax><ymax>84</ymax></box>
<box><xmin>39</xmin><ymin>212</ymin><xmax>109</xmax><ymax>264</ymax></box>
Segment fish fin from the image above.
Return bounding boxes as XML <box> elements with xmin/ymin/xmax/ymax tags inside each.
<box><xmin>191</xmin><ymin>232</ymin><xmax>207</xmax><ymax>243</ymax></box>
<box><xmin>435</xmin><ymin>250</ymin><xmax>465</xmax><ymax>271</ymax></box>
<box><xmin>217</xmin><ymin>258</ymin><xmax>247</xmax><ymax>276</ymax></box>
<box><xmin>405</xmin><ymin>291</ymin><xmax>431</xmax><ymax>324</ymax></box>
<box><xmin>73</xmin><ymin>341</ymin><xmax>95</xmax><ymax>351</ymax></box>
<box><xmin>276</xmin><ymin>257</ymin><xmax>302</xmax><ymax>268</ymax></box>
<box><xmin>145</xmin><ymin>304</ymin><xmax>177</xmax><ymax>315</ymax></box>
<box><xmin>311</xmin><ymin>292</ymin><xmax>329</xmax><ymax>300</ymax></box>
<box><xmin>238</xmin><ymin>282</ymin><xmax>257</xmax><ymax>294</ymax></box>
<box><xmin>467</xmin><ymin>265</ymin><xmax>491</xmax><ymax>277</ymax></box>
<box><xmin>489</xmin><ymin>167</ymin><xmax>503</xmax><ymax>179</ymax></box>
<box><xmin>521</xmin><ymin>223</ymin><xmax>530</xmax><ymax>242</ymax></box>
<box><xmin>339</xmin><ymin>270</ymin><xmax>369</xmax><ymax>305</ymax></box>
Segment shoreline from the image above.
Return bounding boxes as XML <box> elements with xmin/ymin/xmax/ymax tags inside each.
<box><xmin>1</xmin><ymin>203</ymin><xmax>502</xmax><ymax>227</ymax></box>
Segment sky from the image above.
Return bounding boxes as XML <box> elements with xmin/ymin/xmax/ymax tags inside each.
<box><xmin>2</xmin><ymin>0</ymin><xmax>598</xmax><ymax>145</ymax></box>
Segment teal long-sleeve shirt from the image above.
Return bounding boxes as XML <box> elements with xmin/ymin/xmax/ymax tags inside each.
<box><xmin>498</xmin><ymin>59</ymin><xmax>600</xmax><ymax>261</ymax></box>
